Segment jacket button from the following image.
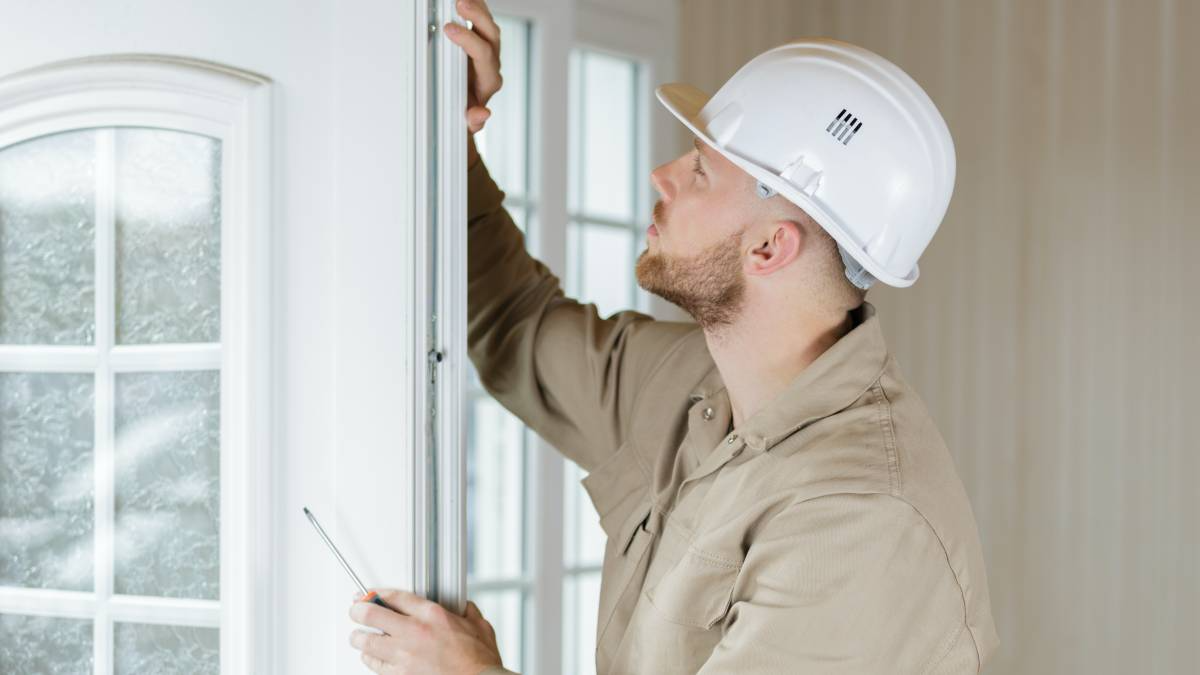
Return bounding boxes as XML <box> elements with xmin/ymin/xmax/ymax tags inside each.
<box><xmin>726</xmin><ymin>434</ymin><xmax>737</xmax><ymax>445</ymax></box>
<box><xmin>702</xmin><ymin>407</ymin><xmax>714</xmax><ymax>420</ymax></box>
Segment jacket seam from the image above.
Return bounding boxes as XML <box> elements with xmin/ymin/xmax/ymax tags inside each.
<box><xmin>872</xmin><ymin>374</ymin><xmax>985</xmax><ymax>670</ymax></box>
<box><xmin>890</xmin><ymin>495</ymin><xmax>983</xmax><ymax>674</ymax></box>
<box><xmin>872</xmin><ymin>376</ymin><xmax>903</xmax><ymax>495</ymax></box>
<box><xmin>784</xmin><ymin>492</ymin><xmax>982</xmax><ymax>673</ymax></box>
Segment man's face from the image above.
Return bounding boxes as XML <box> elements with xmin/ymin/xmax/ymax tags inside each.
<box><xmin>635</xmin><ymin>135</ymin><xmax>754</xmax><ymax>329</ymax></box>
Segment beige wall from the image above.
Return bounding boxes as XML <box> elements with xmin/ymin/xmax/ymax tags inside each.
<box><xmin>676</xmin><ymin>1</ymin><xmax>1199</xmax><ymax>672</ymax></box>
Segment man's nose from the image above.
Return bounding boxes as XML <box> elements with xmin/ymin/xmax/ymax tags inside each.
<box><xmin>650</xmin><ymin>162</ymin><xmax>676</xmax><ymax>202</ymax></box>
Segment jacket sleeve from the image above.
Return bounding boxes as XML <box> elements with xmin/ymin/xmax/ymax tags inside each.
<box><xmin>466</xmin><ymin>153</ymin><xmax>695</xmax><ymax>473</ymax></box>
<box><xmin>697</xmin><ymin>493</ymin><xmax>984</xmax><ymax>674</ymax></box>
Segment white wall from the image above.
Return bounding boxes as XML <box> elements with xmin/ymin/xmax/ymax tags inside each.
<box><xmin>678</xmin><ymin>1</ymin><xmax>1199</xmax><ymax>673</ymax></box>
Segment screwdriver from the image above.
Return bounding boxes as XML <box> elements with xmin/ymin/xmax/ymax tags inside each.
<box><xmin>302</xmin><ymin>506</ymin><xmax>397</xmax><ymax>613</ymax></box>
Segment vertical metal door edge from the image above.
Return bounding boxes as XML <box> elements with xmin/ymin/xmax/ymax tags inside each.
<box><xmin>414</xmin><ymin>0</ymin><xmax>468</xmax><ymax>615</ymax></box>
<box><xmin>435</xmin><ymin>0</ymin><xmax>468</xmax><ymax>618</ymax></box>
<box><xmin>433</xmin><ymin>0</ymin><xmax>468</xmax><ymax>616</ymax></box>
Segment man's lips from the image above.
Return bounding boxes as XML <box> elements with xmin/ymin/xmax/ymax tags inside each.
<box><xmin>648</xmin><ymin>222</ymin><xmax>659</xmax><ymax>237</ymax></box>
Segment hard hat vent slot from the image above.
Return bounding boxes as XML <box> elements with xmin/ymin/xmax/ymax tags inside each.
<box><xmin>825</xmin><ymin>108</ymin><xmax>865</xmax><ymax>146</ymax></box>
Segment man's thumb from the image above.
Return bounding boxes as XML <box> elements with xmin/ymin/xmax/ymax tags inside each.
<box><xmin>465</xmin><ymin>600</ymin><xmax>484</xmax><ymax>621</ymax></box>
<box><xmin>465</xmin><ymin>601</ymin><xmax>497</xmax><ymax>638</ymax></box>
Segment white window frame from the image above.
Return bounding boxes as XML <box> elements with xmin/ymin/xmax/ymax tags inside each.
<box><xmin>0</xmin><ymin>55</ymin><xmax>272</xmax><ymax>674</ymax></box>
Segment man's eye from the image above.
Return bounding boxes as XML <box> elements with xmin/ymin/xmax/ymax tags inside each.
<box><xmin>692</xmin><ymin>152</ymin><xmax>705</xmax><ymax>176</ymax></box>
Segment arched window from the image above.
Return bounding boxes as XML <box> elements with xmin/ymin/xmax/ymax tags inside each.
<box><xmin>0</xmin><ymin>55</ymin><xmax>270</xmax><ymax>672</ymax></box>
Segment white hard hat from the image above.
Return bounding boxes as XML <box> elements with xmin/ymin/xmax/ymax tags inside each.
<box><xmin>656</xmin><ymin>38</ymin><xmax>956</xmax><ymax>288</ymax></box>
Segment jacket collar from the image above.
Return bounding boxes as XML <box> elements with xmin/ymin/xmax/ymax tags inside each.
<box><xmin>688</xmin><ymin>300</ymin><xmax>889</xmax><ymax>454</ymax></box>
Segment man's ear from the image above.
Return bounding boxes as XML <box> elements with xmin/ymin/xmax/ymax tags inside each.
<box><xmin>745</xmin><ymin>219</ymin><xmax>803</xmax><ymax>277</ymax></box>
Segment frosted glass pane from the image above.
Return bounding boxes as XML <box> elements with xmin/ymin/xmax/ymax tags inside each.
<box><xmin>114</xmin><ymin>622</ymin><xmax>219</xmax><ymax>675</ymax></box>
<box><xmin>581</xmin><ymin>52</ymin><xmax>636</xmax><ymax>221</ymax></box>
<box><xmin>0</xmin><ymin>373</ymin><xmax>94</xmax><ymax>591</ymax></box>
<box><xmin>467</xmin><ymin>395</ymin><xmax>525</xmax><ymax>580</ymax></box>
<box><xmin>473</xmin><ymin>589</ymin><xmax>523</xmax><ymax>673</ymax></box>
<box><xmin>563</xmin><ymin>572</ymin><xmax>601</xmax><ymax>675</ymax></box>
<box><xmin>475</xmin><ymin>16</ymin><xmax>530</xmax><ymax>198</ymax></box>
<box><xmin>115</xmin><ymin>128</ymin><xmax>221</xmax><ymax>345</ymax></box>
<box><xmin>563</xmin><ymin>462</ymin><xmax>605</xmax><ymax>568</ymax></box>
<box><xmin>114</xmin><ymin>370</ymin><xmax>220</xmax><ymax>599</ymax></box>
<box><xmin>0</xmin><ymin>130</ymin><xmax>96</xmax><ymax>344</ymax></box>
<box><xmin>568</xmin><ymin>223</ymin><xmax>634</xmax><ymax>318</ymax></box>
<box><xmin>0</xmin><ymin>613</ymin><xmax>93</xmax><ymax>673</ymax></box>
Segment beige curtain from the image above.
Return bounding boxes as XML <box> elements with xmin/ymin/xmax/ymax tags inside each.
<box><xmin>677</xmin><ymin>1</ymin><xmax>1199</xmax><ymax>672</ymax></box>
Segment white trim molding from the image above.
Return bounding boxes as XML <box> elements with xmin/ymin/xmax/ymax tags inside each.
<box><xmin>0</xmin><ymin>55</ymin><xmax>273</xmax><ymax>675</ymax></box>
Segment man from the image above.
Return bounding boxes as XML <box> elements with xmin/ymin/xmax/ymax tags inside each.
<box><xmin>348</xmin><ymin>1</ymin><xmax>999</xmax><ymax>672</ymax></box>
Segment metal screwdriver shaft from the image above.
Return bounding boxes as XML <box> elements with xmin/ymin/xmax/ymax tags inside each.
<box><xmin>302</xmin><ymin>506</ymin><xmax>393</xmax><ymax>611</ymax></box>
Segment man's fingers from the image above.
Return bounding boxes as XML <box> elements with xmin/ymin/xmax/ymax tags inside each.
<box><xmin>360</xmin><ymin>651</ymin><xmax>387</xmax><ymax>674</ymax></box>
<box><xmin>464</xmin><ymin>600</ymin><xmax>486</xmax><ymax>631</ymax></box>
<box><xmin>465</xmin><ymin>600</ymin><xmax>499</xmax><ymax>649</ymax></box>
<box><xmin>349</xmin><ymin>597</ymin><xmax>413</xmax><ymax>636</ymax></box>
<box><xmin>467</xmin><ymin>106</ymin><xmax>491</xmax><ymax>133</ymax></box>
<box><xmin>372</xmin><ymin>588</ymin><xmax>447</xmax><ymax>622</ymax></box>
<box><xmin>444</xmin><ymin>22</ymin><xmax>498</xmax><ymax>70</ymax></box>
<box><xmin>444</xmin><ymin>22</ymin><xmax>502</xmax><ymax>94</ymax></box>
<box><xmin>351</xmin><ymin>630</ymin><xmax>397</xmax><ymax>668</ymax></box>
<box><xmin>455</xmin><ymin>0</ymin><xmax>501</xmax><ymax>53</ymax></box>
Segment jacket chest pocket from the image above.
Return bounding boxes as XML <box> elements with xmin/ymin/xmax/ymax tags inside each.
<box><xmin>643</xmin><ymin>548</ymin><xmax>743</xmax><ymax>630</ymax></box>
<box><xmin>580</xmin><ymin>442</ymin><xmax>659</xmax><ymax>665</ymax></box>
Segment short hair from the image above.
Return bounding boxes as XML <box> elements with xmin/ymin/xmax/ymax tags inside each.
<box><xmin>810</xmin><ymin>223</ymin><xmax>869</xmax><ymax>310</ymax></box>
<box><xmin>783</xmin><ymin>203</ymin><xmax>868</xmax><ymax>311</ymax></box>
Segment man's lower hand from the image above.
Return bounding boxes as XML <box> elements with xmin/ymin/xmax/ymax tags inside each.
<box><xmin>349</xmin><ymin>589</ymin><xmax>503</xmax><ymax>674</ymax></box>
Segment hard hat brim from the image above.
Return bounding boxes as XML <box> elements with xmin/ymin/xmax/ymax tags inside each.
<box><xmin>654</xmin><ymin>82</ymin><xmax>919</xmax><ymax>287</ymax></box>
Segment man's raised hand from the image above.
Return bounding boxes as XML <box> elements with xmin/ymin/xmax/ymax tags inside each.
<box><xmin>445</xmin><ymin>0</ymin><xmax>503</xmax><ymax>135</ymax></box>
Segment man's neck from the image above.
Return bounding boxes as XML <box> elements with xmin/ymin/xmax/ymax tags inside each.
<box><xmin>704</xmin><ymin>303</ymin><xmax>854</xmax><ymax>429</ymax></box>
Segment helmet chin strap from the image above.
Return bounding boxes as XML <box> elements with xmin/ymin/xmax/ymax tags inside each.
<box><xmin>838</xmin><ymin>244</ymin><xmax>876</xmax><ymax>290</ymax></box>
<box><xmin>756</xmin><ymin>179</ymin><xmax>876</xmax><ymax>291</ymax></box>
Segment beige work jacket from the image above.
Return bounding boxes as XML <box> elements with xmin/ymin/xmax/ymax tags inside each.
<box><xmin>467</xmin><ymin>155</ymin><xmax>999</xmax><ymax>674</ymax></box>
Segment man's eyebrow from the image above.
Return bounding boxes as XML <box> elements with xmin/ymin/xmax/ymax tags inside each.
<box><xmin>692</xmin><ymin>137</ymin><xmax>711</xmax><ymax>171</ymax></box>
